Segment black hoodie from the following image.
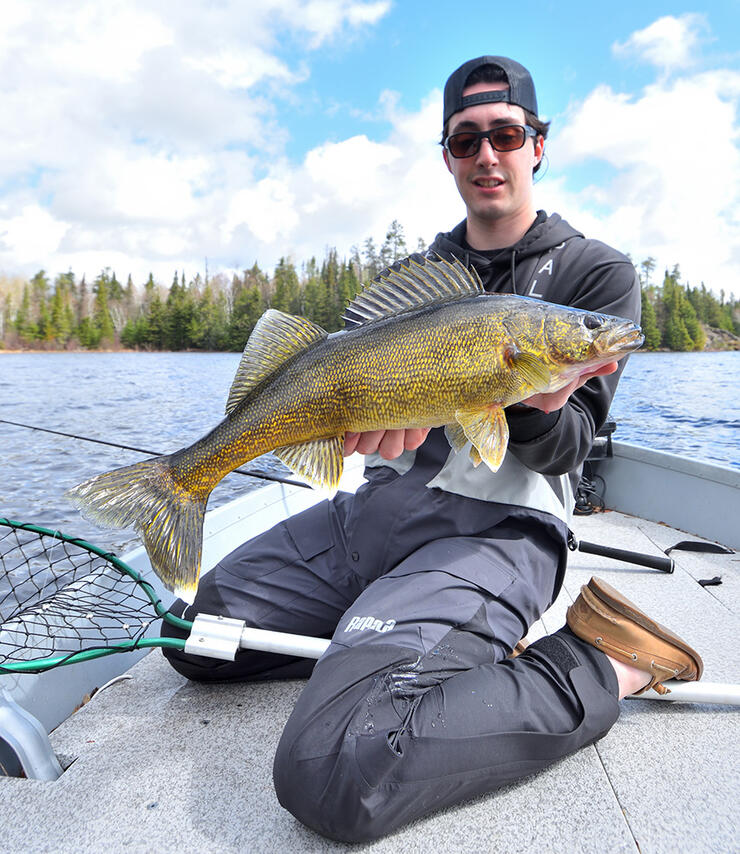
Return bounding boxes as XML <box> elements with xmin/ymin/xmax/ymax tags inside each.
<box><xmin>428</xmin><ymin>212</ymin><xmax>641</xmax><ymax>482</ymax></box>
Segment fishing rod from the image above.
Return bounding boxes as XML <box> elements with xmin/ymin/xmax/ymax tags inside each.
<box><xmin>0</xmin><ymin>418</ymin><xmax>310</xmax><ymax>490</ymax></box>
<box><xmin>2</xmin><ymin>420</ymin><xmax>676</xmax><ymax>572</ymax></box>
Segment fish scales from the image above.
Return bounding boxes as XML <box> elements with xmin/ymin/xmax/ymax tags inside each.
<box><xmin>67</xmin><ymin>255</ymin><xmax>642</xmax><ymax>599</ymax></box>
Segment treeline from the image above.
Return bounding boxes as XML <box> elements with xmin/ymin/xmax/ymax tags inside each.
<box><xmin>0</xmin><ymin>221</ymin><xmax>418</xmax><ymax>352</ymax></box>
<box><xmin>637</xmin><ymin>258</ymin><xmax>739</xmax><ymax>351</ymax></box>
<box><xmin>1</xmin><ymin>236</ymin><xmax>738</xmax><ymax>352</ymax></box>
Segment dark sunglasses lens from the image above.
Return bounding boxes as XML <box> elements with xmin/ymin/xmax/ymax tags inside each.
<box><xmin>448</xmin><ymin>133</ymin><xmax>479</xmax><ymax>158</ymax></box>
<box><xmin>447</xmin><ymin>126</ymin><xmax>528</xmax><ymax>157</ymax></box>
<box><xmin>491</xmin><ymin>126</ymin><xmax>526</xmax><ymax>150</ymax></box>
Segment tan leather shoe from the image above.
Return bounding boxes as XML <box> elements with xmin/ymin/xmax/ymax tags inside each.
<box><xmin>566</xmin><ymin>576</ymin><xmax>703</xmax><ymax>696</ymax></box>
<box><xmin>508</xmin><ymin>638</ymin><xmax>529</xmax><ymax>659</ymax></box>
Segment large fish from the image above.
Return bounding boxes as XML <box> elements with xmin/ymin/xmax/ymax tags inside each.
<box><xmin>67</xmin><ymin>255</ymin><xmax>642</xmax><ymax>601</ymax></box>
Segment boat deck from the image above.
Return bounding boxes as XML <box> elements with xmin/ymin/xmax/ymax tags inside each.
<box><xmin>2</xmin><ymin>508</ymin><xmax>738</xmax><ymax>853</ymax></box>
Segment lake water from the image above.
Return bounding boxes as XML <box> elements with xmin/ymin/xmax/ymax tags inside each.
<box><xmin>1</xmin><ymin>350</ymin><xmax>738</xmax><ymax>558</ymax></box>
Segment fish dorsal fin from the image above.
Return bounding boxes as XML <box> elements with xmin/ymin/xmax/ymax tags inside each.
<box><xmin>226</xmin><ymin>309</ymin><xmax>327</xmax><ymax>415</ymax></box>
<box><xmin>342</xmin><ymin>254</ymin><xmax>484</xmax><ymax>328</ymax></box>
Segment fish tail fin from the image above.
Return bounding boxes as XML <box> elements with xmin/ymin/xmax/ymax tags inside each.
<box><xmin>66</xmin><ymin>456</ymin><xmax>207</xmax><ymax>603</ymax></box>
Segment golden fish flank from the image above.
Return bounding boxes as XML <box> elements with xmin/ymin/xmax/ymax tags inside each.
<box><xmin>67</xmin><ymin>255</ymin><xmax>643</xmax><ymax>601</ymax></box>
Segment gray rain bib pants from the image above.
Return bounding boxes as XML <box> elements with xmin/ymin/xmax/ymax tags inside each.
<box><xmin>162</xmin><ymin>434</ymin><xmax>619</xmax><ymax>843</ymax></box>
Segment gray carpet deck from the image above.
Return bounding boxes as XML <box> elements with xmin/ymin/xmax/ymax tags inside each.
<box><xmin>2</xmin><ymin>510</ymin><xmax>738</xmax><ymax>854</ymax></box>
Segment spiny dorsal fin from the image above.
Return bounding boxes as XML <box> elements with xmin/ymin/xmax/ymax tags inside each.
<box><xmin>342</xmin><ymin>254</ymin><xmax>484</xmax><ymax>328</ymax></box>
<box><xmin>226</xmin><ymin>309</ymin><xmax>327</xmax><ymax>415</ymax></box>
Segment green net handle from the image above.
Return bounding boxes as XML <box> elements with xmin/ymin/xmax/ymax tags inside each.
<box><xmin>0</xmin><ymin>517</ymin><xmax>193</xmax><ymax>633</ymax></box>
<box><xmin>0</xmin><ymin>637</ymin><xmax>186</xmax><ymax>673</ymax></box>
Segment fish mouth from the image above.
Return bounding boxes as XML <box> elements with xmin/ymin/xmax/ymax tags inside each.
<box><xmin>596</xmin><ymin>320</ymin><xmax>644</xmax><ymax>356</ymax></box>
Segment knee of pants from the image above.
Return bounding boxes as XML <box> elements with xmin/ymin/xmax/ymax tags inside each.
<box><xmin>273</xmin><ymin>717</ymin><xmax>411</xmax><ymax>843</ymax></box>
<box><xmin>272</xmin><ymin>645</ymin><xmax>425</xmax><ymax>843</ymax></box>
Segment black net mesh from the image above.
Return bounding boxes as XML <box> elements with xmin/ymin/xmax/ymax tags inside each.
<box><xmin>0</xmin><ymin>522</ymin><xmax>159</xmax><ymax>667</ymax></box>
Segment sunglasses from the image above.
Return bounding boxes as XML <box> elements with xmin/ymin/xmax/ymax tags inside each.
<box><xmin>444</xmin><ymin>124</ymin><xmax>537</xmax><ymax>159</ymax></box>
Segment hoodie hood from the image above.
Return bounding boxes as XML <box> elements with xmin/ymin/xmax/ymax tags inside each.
<box><xmin>430</xmin><ymin>212</ymin><xmax>584</xmax><ymax>295</ymax></box>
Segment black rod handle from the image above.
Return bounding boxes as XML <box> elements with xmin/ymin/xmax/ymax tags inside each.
<box><xmin>577</xmin><ymin>540</ymin><xmax>675</xmax><ymax>573</ymax></box>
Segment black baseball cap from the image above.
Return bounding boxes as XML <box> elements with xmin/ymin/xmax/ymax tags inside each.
<box><xmin>443</xmin><ymin>56</ymin><xmax>538</xmax><ymax>128</ymax></box>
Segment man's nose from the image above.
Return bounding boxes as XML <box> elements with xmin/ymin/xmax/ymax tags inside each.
<box><xmin>475</xmin><ymin>137</ymin><xmax>499</xmax><ymax>166</ymax></box>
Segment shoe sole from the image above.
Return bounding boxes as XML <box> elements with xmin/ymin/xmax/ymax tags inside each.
<box><xmin>586</xmin><ymin>577</ymin><xmax>704</xmax><ymax>680</ymax></box>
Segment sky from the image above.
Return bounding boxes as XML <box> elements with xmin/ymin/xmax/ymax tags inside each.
<box><xmin>1</xmin><ymin>0</ymin><xmax>739</xmax><ymax>298</ymax></box>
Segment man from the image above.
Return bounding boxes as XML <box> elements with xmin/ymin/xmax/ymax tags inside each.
<box><xmin>162</xmin><ymin>56</ymin><xmax>702</xmax><ymax>842</ymax></box>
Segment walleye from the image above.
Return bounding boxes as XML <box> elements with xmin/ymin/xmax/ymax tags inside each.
<box><xmin>67</xmin><ymin>255</ymin><xmax>642</xmax><ymax>601</ymax></box>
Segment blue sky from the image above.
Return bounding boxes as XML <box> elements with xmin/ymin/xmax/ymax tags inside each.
<box><xmin>1</xmin><ymin>1</ymin><xmax>739</xmax><ymax>297</ymax></box>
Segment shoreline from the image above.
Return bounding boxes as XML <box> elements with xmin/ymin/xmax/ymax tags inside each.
<box><xmin>2</xmin><ymin>347</ymin><xmax>739</xmax><ymax>355</ymax></box>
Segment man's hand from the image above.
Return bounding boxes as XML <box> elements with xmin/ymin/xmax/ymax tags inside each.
<box><xmin>343</xmin><ymin>428</ymin><xmax>431</xmax><ymax>459</ymax></box>
<box><xmin>519</xmin><ymin>362</ymin><xmax>619</xmax><ymax>414</ymax></box>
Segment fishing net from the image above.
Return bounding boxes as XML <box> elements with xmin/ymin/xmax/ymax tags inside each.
<box><xmin>0</xmin><ymin>519</ymin><xmax>160</xmax><ymax>670</ymax></box>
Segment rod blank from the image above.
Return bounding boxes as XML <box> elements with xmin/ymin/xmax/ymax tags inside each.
<box><xmin>576</xmin><ymin>539</ymin><xmax>675</xmax><ymax>573</ymax></box>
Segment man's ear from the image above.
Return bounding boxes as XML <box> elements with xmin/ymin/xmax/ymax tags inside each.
<box><xmin>534</xmin><ymin>135</ymin><xmax>545</xmax><ymax>168</ymax></box>
<box><xmin>443</xmin><ymin>148</ymin><xmax>452</xmax><ymax>173</ymax></box>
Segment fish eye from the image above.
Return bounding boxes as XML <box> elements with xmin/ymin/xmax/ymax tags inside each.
<box><xmin>583</xmin><ymin>314</ymin><xmax>602</xmax><ymax>330</ymax></box>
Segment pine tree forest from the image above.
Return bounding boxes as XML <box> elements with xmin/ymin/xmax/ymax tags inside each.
<box><xmin>1</xmin><ymin>228</ymin><xmax>738</xmax><ymax>353</ymax></box>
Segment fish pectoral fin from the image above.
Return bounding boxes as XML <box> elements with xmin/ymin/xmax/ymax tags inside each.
<box><xmin>507</xmin><ymin>350</ymin><xmax>552</xmax><ymax>394</ymax></box>
<box><xmin>274</xmin><ymin>436</ymin><xmax>344</xmax><ymax>492</ymax></box>
<box><xmin>455</xmin><ymin>405</ymin><xmax>509</xmax><ymax>473</ymax></box>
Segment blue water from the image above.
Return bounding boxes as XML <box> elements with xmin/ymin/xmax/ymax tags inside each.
<box><xmin>1</xmin><ymin>350</ymin><xmax>738</xmax><ymax>557</ymax></box>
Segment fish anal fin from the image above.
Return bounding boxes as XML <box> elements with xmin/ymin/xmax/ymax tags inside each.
<box><xmin>274</xmin><ymin>436</ymin><xmax>344</xmax><ymax>492</ymax></box>
<box><xmin>455</xmin><ymin>405</ymin><xmax>510</xmax><ymax>473</ymax></box>
<box><xmin>226</xmin><ymin>310</ymin><xmax>328</xmax><ymax>415</ymax></box>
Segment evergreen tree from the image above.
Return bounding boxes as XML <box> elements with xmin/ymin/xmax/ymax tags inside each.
<box><xmin>321</xmin><ymin>249</ymin><xmax>341</xmax><ymax>326</ymax></box>
<box><xmin>380</xmin><ymin>220</ymin><xmax>408</xmax><ymax>267</ymax></box>
<box><xmin>680</xmin><ymin>288</ymin><xmax>705</xmax><ymax>350</ymax></box>
<box><xmin>335</xmin><ymin>262</ymin><xmax>360</xmax><ymax>328</ymax></box>
<box><xmin>92</xmin><ymin>270</ymin><xmax>115</xmax><ymax>345</ymax></box>
<box><xmin>50</xmin><ymin>281</ymin><xmax>72</xmax><ymax>344</ymax></box>
<box><xmin>639</xmin><ymin>257</ymin><xmax>656</xmax><ymax>288</ymax></box>
<box><xmin>192</xmin><ymin>285</ymin><xmax>229</xmax><ymax>350</ymax></box>
<box><xmin>14</xmin><ymin>285</ymin><xmax>36</xmax><ymax>339</ymax></box>
<box><xmin>272</xmin><ymin>258</ymin><xmax>301</xmax><ymax>314</ymax></box>
<box><xmin>227</xmin><ymin>283</ymin><xmax>263</xmax><ymax>350</ymax></box>
<box><xmin>76</xmin><ymin>276</ymin><xmax>89</xmax><ymax>326</ymax></box>
<box><xmin>640</xmin><ymin>291</ymin><xmax>661</xmax><ymax>350</ymax></box>
<box><xmin>302</xmin><ymin>257</ymin><xmax>330</xmax><ymax>328</ymax></box>
<box><xmin>363</xmin><ymin>237</ymin><xmax>381</xmax><ymax>281</ymax></box>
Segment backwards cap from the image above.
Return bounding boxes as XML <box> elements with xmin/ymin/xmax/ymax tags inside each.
<box><xmin>443</xmin><ymin>56</ymin><xmax>538</xmax><ymax>127</ymax></box>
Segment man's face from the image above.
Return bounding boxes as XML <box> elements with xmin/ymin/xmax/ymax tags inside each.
<box><xmin>443</xmin><ymin>82</ymin><xmax>543</xmax><ymax>228</ymax></box>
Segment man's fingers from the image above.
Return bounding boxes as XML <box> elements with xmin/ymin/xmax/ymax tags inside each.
<box><xmin>353</xmin><ymin>430</ymin><xmax>387</xmax><ymax>455</ymax></box>
<box><xmin>404</xmin><ymin>427</ymin><xmax>431</xmax><ymax>450</ymax></box>
<box><xmin>343</xmin><ymin>432</ymin><xmax>361</xmax><ymax>456</ymax></box>
<box><xmin>378</xmin><ymin>429</ymin><xmax>406</xmax><ymax>460</ymax></box>
<box><xmin>344</xmin><ymin>428</ymin><xmax>433</xmax><ymax>458</ymax></box>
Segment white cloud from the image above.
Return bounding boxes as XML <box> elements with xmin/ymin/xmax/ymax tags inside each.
<box><xmin>0</xmin><ymin>206</ymin><xmax>69</xmax><ymax>265</ymax></box>
<box><xmin>544</xmin><ymin>68</ymin><xmax>740</xmax><ymax>294</ymax></box>
<box><xmin>0</xmin><ymin>0</ymin><xmax>393</xmax><ymax>283</ymax></box>
<box><xmin>612</xmin><ymin>14</ymin><xmax>709</xmax><ymax>72</ymax></box>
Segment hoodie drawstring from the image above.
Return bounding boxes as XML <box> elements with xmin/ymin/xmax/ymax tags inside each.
<box><xmin>510</xmin><ymin>249</ymin><xmax>518</xmax><ymax>294</ymax></box>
